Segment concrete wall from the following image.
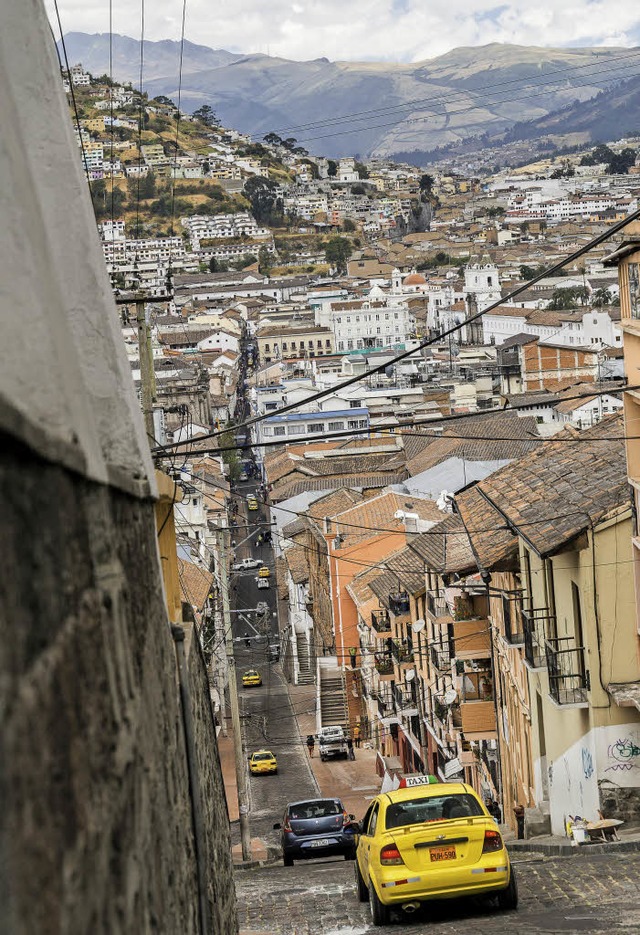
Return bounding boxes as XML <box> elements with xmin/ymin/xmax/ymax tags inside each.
<box><xmin>0</xmin><ymin>3</ymin><xmax>237</xmax><ymax>931</ymax></box>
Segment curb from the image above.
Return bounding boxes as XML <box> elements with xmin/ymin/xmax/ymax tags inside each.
<box><xmin>234</xmin><ymin>855</ymin><xmax>282</xmax><ymax>871</ymax></box>
<box><xmin>507</xmin><ymin>838</ymin><xmax>640</xmax><ymax>857</ymax></box>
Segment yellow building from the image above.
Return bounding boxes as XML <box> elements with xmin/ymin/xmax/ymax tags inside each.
<box><xmin>478</xmin><ymin>417</ymin><xmax>640</xmax><ymax>835</ymax></box>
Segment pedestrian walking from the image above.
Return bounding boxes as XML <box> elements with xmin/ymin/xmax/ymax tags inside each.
<box><xmin>306</xmin><ymin>734</ymin><xmax>315</xmax><ymax>757</ymax></box>
<box><xmin>347</xmin><ymin>736</ymin><xmax>355</xmax><ymax>761</ymax></box>
<box><xmin>353</xmin><ymin>724</ymin><xmax>361</xmax><ymax>748</ymax></box>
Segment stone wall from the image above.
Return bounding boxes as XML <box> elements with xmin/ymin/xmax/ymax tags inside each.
<box><xmin>0</xmin><ymin>435</ymin><xmax>237</xmax><ymax>934</ymax></box>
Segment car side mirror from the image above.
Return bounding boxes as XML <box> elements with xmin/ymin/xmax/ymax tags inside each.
<box><xmin>350</xmin><ymin>821</ymin><xmax>362</xmax><ymax>835</ymax></box>
<box><xmin>273</xmin><ymin>822</ymin><xmax>282</xmax><ymax>830</ymax></box>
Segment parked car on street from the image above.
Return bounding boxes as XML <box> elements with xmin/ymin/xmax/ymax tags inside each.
<box><xmin>242</xmin><ymin>669</ymin><xmax>262</xmax><ymax>687</ymax></box>
<box><xmin>354</xmin><ymin>782</ymin><xmax>517</xmax><ymax>926</ymax></box>
<box><xmin>257</xmin><ymin>565</ymin><xmax>270</xmax><ymax>578</ymax></box>
<box><xmin>317</xmin><ymin>725</ymin><xmax>349</xmax><ymax>761</ymax></box>
<box><xmin>274</xmin><ymin>798</ymin><xmax>358</xmax><ymax>866</ymax></box>
<box><xmin>232</xmin><ymin>557</ymin><xmax>261</xmax><ymax>571</ymax></box>
<box><xmin>257</xmin><ymin>577</ymin><xmax>270</xmax><ymax>589</ymax></box>
<box><xmin>249</xmin><ymin>749</ymin><xmax>277</xmax><ymax>775</ymax></box>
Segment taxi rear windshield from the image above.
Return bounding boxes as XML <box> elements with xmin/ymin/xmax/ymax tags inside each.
<box><xmin>385</xmin><ymin>793</ymin><xmax>483</xmax><ymax>829</ymax></box>
<box><xmin>253</xmin><ymin>753</ymin><xmax>273</xmax><ymax>761</ymax></box>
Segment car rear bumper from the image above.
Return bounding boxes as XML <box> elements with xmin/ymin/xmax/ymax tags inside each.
<box><xmin>374</xmin><ymin>860</ymin><xmax>511</xmax><ymax>905</ymax></box>
<box><xmin>283</xmin><ymin>835</ymin><xmax>356</xmax><ymax>860</ymax></box>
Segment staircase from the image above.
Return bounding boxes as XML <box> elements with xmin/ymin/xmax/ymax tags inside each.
<box><xmin>296</xmin><ymin>633</ymin><xmax>314</xmax><ymax>685</ymax></box>
<box><xmin>320</xmin><ymin>669</ymin><xmax>349</xmax><ymax>731</ymax></box>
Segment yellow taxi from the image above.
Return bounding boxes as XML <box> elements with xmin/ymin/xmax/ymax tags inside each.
<box><xmin>249</xmin><ymin>749</ymin><xmax>278</xmax><ymax>775</ymax></box>
<box><xmin>247</xmin><ymin>496</ymin><xmax>259</xmax><ymax>511</ymax></box>
<box><xmin>257</xmin><ymin>565</ymin><xmax>270</xmax><ymax>578</ymax></box>
<box><xmin>241</xmin><ymin>669</ymin><xmax>262</xmax><ymax>687</ymax></box>
<box><xmin>354</xmin><ymin>780</ymin><xmax>517</xmax><ymax>925</ymax></box>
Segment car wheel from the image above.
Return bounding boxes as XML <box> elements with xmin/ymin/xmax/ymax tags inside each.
<box><xmin>369</xmin><ymin>881</ymin><xmax>390</xmax><ymax>926</ymax></box>
<box><xmin>497</xmin><ymin>868</ymin><xmax>518</xmax><ymax>910</ymax></box>
<box><xmin>283</xmin><ymin>854</ymin><xmax>294</xmax><ymax>867</ymax></box>
<box><xmin>355</xmin><ymin>860</ymin><xmax>368</xmax><ymax>902</ymax></box>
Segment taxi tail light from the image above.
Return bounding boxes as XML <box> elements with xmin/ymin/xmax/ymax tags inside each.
<box><xmin>342</xmin><ymin>810</ymin><xmax>349</xmax><ymax>824</ymax></box>
<box><xmin>380</xmin><ymin>844</ymin><xmax>405</xmax><ymax>866</ymax></box>
<box><xmin>482</xmin><ymin>829</ymin><xmax>503</xmax><ymax>853</ymax></box>
<box><xmin>283</xmin><ymin>816</ymin><xmax>292</xmax><ymax>832</ymax></box>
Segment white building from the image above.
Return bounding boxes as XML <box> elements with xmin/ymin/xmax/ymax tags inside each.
<box><xmin>326</xmin><ymin>290</ymin><xmax>415</xmax><ymax>353</ymax></box>
<box><xmin>483</xmin><ymin>306</ymin><xmax>622</xmax><ymax>349</ymax></box>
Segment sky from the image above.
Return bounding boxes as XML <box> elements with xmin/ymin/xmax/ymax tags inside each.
<box><xmin>49</xmin><ymin>0</ymin><xmax>640</xmax><ymax>63</ymax></box>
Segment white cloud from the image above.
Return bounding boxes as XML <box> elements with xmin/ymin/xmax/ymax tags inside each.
<box><xmin>47</xmin><ymin>0</ymin><xmax>640</xmax><ymax>62</ymax></box>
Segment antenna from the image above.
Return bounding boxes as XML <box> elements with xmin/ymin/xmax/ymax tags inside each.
<box><xmin>443</xmin><ymin>688</ymin><xmax>458</xmax><ymax>706</ymax></box>
<box><xmin>411</xmin><ymin>618</ymin><xmax>425</xmax><ymax>633</ymax></box>
<box><xmin>405</xmin><ymin>668</ymin><xmax>415</xmax><ymax>682</ymax></box>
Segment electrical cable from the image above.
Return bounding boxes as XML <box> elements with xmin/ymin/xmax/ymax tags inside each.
<box><xmin>134</xmin><ymin>0</ymin><xmax>145</xmax><ymax>242</ymax></box>
<box><xmin>167</xmin><ymin>0</ymin><xmax>188</xmax><ymax>292</ymax></box>
<box><xmin>265</xmin><ymin>49</ymin><xmax>640</xmax><ymax>137</ymax></box>
<box><xmin>153</xmin><ymin>205</ymin><xmax>640</xmax><ymax>454</ymax></box>
<box><xmin>51</xmin><ymin>3</ymin><xmax>90</xmax><ymax>181</ymax></box>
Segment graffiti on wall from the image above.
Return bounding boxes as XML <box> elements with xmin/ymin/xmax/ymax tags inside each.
<box><xmin>605</xmin><ymin>735</ymin><xmax>640</xmax><ymax>773</ymax></box>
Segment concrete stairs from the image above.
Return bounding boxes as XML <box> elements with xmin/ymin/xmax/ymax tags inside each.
<box><xmin>320</xmin><ymin>669</ymin><xmax>349</xmax><ymax>731</ymax></box>
<box><xmin>296</xmin><ymin>633</ymin><xmax>314</xmax><ymax>685</ymax></box>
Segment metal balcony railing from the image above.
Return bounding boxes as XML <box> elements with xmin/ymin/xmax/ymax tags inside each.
<box><xmin>394</xmin><ymin>685</ymin><xmax>417</xmax><ymax>712</ymax></box>
<box><xmin>389</xmin><ymin>591</ymin><xmax>410</xmax><ymax>616</ymax></box>
<box><xmin>430</xmin><ymin>642</ymin><xmax>452</xmax><ymax>672</ymax></box>
<box><xmin>522</xmin><ymin>607</ymin><xmax>556</xmax><ymax>669</ymax></box>
<box><xmin>371</xmin><ymin>610</ymin><xmax>391</xmax><ymax>634</ymax></box>
<box><xmin>390</xmin><ymin>639</ymin><xmax>414</xmax><ymax>665</ymax></box>
<box><xmin>545</xmin><ymin>639</ymin><xmax>589</xmax><ymax>705</ymax></box>
<box><xmin>426</xmin><ymin>590</ymin><xmax>449</xmax><ymax>620</ymax></box>
<box><xmin>377</xmin><ymin>691</ymin><xmax>394</xmax><ymax>718</ymax></box>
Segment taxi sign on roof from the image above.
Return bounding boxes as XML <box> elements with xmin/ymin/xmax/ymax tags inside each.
<box><xmin>399</xmin><ymin>774</ymin><xmax>439</xmax><ymax>788</ymax></box>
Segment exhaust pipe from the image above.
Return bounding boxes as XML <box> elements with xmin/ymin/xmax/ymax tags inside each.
<box><xmin>402</xmin><ymin>902</ymin><xmax>420</xmax><ymax>913</ymax></box>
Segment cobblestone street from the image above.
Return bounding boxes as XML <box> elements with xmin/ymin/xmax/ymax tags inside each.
<box><xmin>236</xmin><ymin>851</ymin><xmax>640</xmax><ymax>934</ymax></box>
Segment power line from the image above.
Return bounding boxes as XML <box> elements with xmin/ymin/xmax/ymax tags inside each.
<box><xmin>265</xmin><ymin>49</ymin><xmax>640</xmax><ymax>137</ymax></box>
<box><xmin>51</xmin><ymin>3</ymin><xmax>90</xmax><ymax>180</ymax></box>
<box><xmin>153</xmin><ymin>205</ymin><xmax>640</xmax><ymax>454</ymax></box>
<box><xmin>134</xmin><ymin>0</ymin><xmax>145</xmax><ymax>242</ymax></box>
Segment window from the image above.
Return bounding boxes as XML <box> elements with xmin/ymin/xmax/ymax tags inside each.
<box><xmin>357</xmin><ymin>339</ymin><xmax>363</xmax><ymax>349</ymax></box>
<box><xmin>350</xmin><ymin>400</ymin><xmax>362</xmax><ymax>407</ymax></box>
<box><xmin>328</xmin><ymin>421</ymin><xmax>344</xmax><ymax>430</ymax></box>
<box><xmin>282</xmin><ymin>342</ymin><xmax>288</xmax><ymax>350</ymax></box>
<box><xmin>291</xmin><ymin>342</ymin><xmax>297</xmax><ymax>349</ymax></box>
<box><xmin>307</xmin><ymin>423</ymin><xmax>324</xmax><ymax>433</ymax></box>
<box><xmin>317</xmin><ymin>339</ymin><xmax>322</xmax><ymax>347</ymax></box>
<box><xmin>376</xmin><ymin>327</ymin><xmax>381</xmax><ymax>334</ymax></box>
<box><xmin>358</xmin><ymin>419</ymin><xmax>368</xmax><ymax>428</ymax></box>
<box><xmin>264</xmin><ymin>402</ymin><xmax>277</xmax><ymax>411</ymax></box>
<box><xmin>346</xmin><ymin>316</ymin><xmax>351</xmax><ymax>323</ymax></box>
<box><xmin>347</xmin><ymin>419</ymin><xmax>360</xmax><ymax>429</ymax></box>
<box><xmin>273</xmin><ymin>426</ymin><xmax>286</xmax><ymax>436</ymax></box>
<box><xmin>300</xmin><ymin>340</ymin><xmax>305</xmax><ymax>348</ymax></box>
<box><xmin>287</xmin><ymin>425</ymin><xmax>305</xmax><ymax>435</ymax></box>
<box><xmin>325</xmin><ymin>339</ymin><xmax>331</xmax><ymax>347</ymax></box>
<box><xmin>265</xmin><ymin>344</ymin><xmax>270</xmax><ymax>352</ymax></box>
<box><xmin>347</xmin><ymin>340</ymin><xmax>353</xmax><ymax>350</ymax></box>
<box><xmin>487</xmin><ymin>276</ymin><xmax>493</xmax><ymax>286</ymax></box>
<box><xmin>375</xmin><ymin>314</ymin><xmax>380</xmax><ymax>321</ymax></box>
<box><xmin>338</xmin><ymin>341</ymin><xmax>344</xmax><ymax>351</ymax></box>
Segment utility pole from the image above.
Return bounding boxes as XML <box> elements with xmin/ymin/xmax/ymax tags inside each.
<box><xmin>136</xmin><ymin>294</ymin><xmax>156</xmax><ymax>442</ymax></box>
<box><xmin>214</xmin><ymin>525</ymin><xmax>251</xmax><ymax>861</ymax></box>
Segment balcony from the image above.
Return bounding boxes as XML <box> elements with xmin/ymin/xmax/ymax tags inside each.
<box><xmin>389</xmin><ymin>591</ymin><xmax>410</xmax><ymax>616</ymax></box>
<box><xmin>426</xmin><ymin>590</ymin><xmax>452</xmax><ymax>622</ymax></box>
<box><xmin>375</xmin><ymin>654</ymin><xmax>394</xmax><ymax>679</ymax></box>
<box><xmin>452</xmin><ymin>620</ymin><xmax>491</xmax><ymax>659</ymax></box>
<box><xmin>522</xmin><ymin>607</ymin><xmax>556</xmax><ymax>669</ymax></box>
<box><xmin>390</xmin><ymin>639</ymin><xmax>414</xmax><ymax>666</ymax></box>
<box><xmin>430</xmin><ymin>642</ymin><xmax>452</xmax><ymax>673</ymax></box>
<box><xmin>460</xmin><ymin>670</ymin><xmax>493</xmax><ymax>702</ymax></box>
<box><xmin>394</xmin><ymin>685</ymin><xmax>418</xmax><ymax>715</ymax></box>
<box><xmin>545</xmin><ymin>639</ymin><xmax>589</xmax><ymax>706</ymax></box>
<box><xmin>371</xmin><ymin>609</ymin><xmax>391</xmax><ymax>634</ymax></box>
<box><xmin>377</xmin><ymin>690</ymin><xmax>395</xmax><ymax>719</ymax></box>
<box><xmin>460</xmin><ymin>700</ymin><xmax>497</xmax><ymax>737</ymax></box>
<box><xmin>502</xmin><ymin>594</ymin><xmax>525</xmax><ymax>646</ymax></box>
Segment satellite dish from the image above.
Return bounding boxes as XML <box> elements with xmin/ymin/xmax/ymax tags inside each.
<box><xmin>405</xmin><ymin>668</ymin><xmax>415</xmax><ymax>682</ymax></box>
<box><xmin>412</xmin><ymin>618</ymin><xmax>425</xmax><ymax>633</ymax></box>
<box><xmin>443</xmin><ymin>689</ymin><xmax>458</xmax><ymax>706</ymax></box>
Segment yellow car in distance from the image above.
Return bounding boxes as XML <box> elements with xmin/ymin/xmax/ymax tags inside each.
<box><xmin>257</xmin><ymin>565</ymin><xmax>270</xmax><ymax>578</ymax></box>
<box><xmin>354</xmin><ymin>782</ymin><xmax>517</xmax><ymax>926</ymax></box>
<box><xmin>242</xmin><ymin>669</ymin><xmax>262</xmax><ymax>687</ymax></box>
<box><xmin>247</xmin><ymin>496</ymin><xmax>259</xmax><ymax>511</ymax></box>
<box><xmin>249</xmin><ymin>750</ymin><xmax>278</xmax><ymax>775</ymax></box>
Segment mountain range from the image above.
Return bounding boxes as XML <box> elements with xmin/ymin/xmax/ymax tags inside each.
<box><xmin>61</xmin><ymin>33</ymin><xmax>640</xmax><ymax>161</ymax></box>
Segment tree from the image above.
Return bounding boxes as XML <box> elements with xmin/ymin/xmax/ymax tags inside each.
<box><xmin>89</xmin><ymin>180</ymin><xmax>126</xmax><ymax>220</ymax></box>
<box><xmin>342</xmin><ymin>218</ymin><xmax>356</xmax><ymax>232</ymax></box>
<box><xmin>153</xmin><ymin>95</ymin><xmax>176</xmax><ymax>107</ymax></box>
<box><xmin>243</xmin><ymin>176</ymin><xmax>283</xmax><ymax>225</ymax></box>
<box><xmin>327</xmin><ymin>159</ymin><xmax>338</xmax><ymax>177</ymax></box>
<box><xmin>192</xmin><ymin>104</ymin><xmax>219</xmax><ymax>127</ymax></box>
<box><xmin>263</xmin><ymin>132</ymin><xmax>283</xmax><ymax>146</ymax></box>
<box><xmin>258</xmin><ymin>246</ymin><xmax>272</xmax><ymax>275</ymax></box>
<box><xmin>548</xmin><ymin>286</ymin><xmax>590</xmax><ymax>310</ymax></box>
<box><xmin>325</xmin><ymin>236</ymin><xmax>352</xmax><ymax>273</ymax></box>
<box><xmin>354</xmin><ymin>161</ymin><xmax>369</xmax><ymax>179</ymax></box>
<box><xmin>419</xmin><ymin>173</ymin><xmax>434</xmax><ymax>195</ymax></box>
<box><xmin>592</xmin><ymin>287</ymin><xmax>612</xmax><ymax>307</ymax></box>
<box><xmin>607</xmin><ymin>148</ymin><xmax>637</xmax><ymax>175</ymax></box>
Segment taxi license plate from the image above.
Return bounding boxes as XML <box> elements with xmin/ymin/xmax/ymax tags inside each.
<box><xmin>310</xmin><ymin>839</ymin><xmax>330</xmax><ymax>847</ymax></box>
<box><xmin>430</xmin><ymin>845</ymin><xmax>456</xmax><ymax>861</ymax></box>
